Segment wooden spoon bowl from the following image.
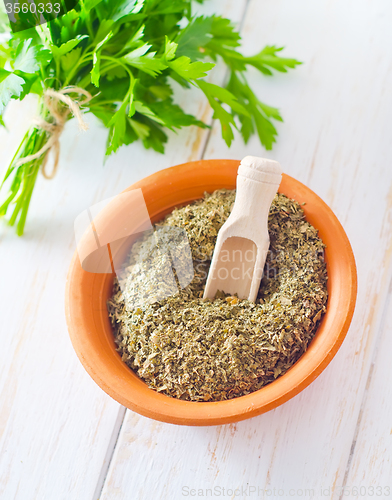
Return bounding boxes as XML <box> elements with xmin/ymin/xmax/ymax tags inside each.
<box><xmin>65</xmin><ymin>159</ymin><xmax>357</xmax><ymax>426</ymax></box>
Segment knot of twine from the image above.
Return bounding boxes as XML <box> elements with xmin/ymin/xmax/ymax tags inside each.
<box><xmin>16</xmin><ymin>86</ymin><xmax>93</xmax><ymax>179</ymax></box>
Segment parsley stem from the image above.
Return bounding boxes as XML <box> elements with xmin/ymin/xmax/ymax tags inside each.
<box><xmin>78</xmin><ymin>0</ymin><xmax>95</xmax><ymax>39</ymax></box>
<box><xmin>100</xmin><ymin>56</ymin><xmax>133</xmax><ymax>78</ymax></box>
<box><xmin>63</xmin><ymin>52</ymin><xmax>94</xmax><ymax>88</ymax></box>
<box><xmin>89</xmin><ymin>100</ymin><xmax>117</xmax><ymax>107</ymax></box>
<box><xmin>76</xmin><ymin>58</ymin><xmax>119</xmax><ymax>89</ymax></box>
<box><xmin>16</xmin><ymin>161</ymin><xmax>41</xmax><ymax>236</ymax></box>
<box><xmin>0</xmin><ymin>0</ymin><xmax>300</xmax><ymax>235</ymax></box>
<box><xmin>0</xmin><ymin>129</ymin><xmax>30</xmax><ymax>190</ymax></box>
<box><xmin>6</xmin><ymin>129</ymin><xmax>47</xmax><ymax>235</ymax></box>
<box><xmin>100</xmin><ymin>56</ymin><xmax>135</xmax><ymax>95</ymax></box>
<box><xmin>98</xmin><ymin>57</ymin><xmax>136</xmax><ymax>110</ymax></box>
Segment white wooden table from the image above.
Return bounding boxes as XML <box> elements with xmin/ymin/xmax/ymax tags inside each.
<box><xmin>1</xmin><ymin>1</ymin><xmax>392</xmax><ymax>499</ymax></box>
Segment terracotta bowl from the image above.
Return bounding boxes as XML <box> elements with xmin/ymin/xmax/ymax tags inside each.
<box><xmin>65</xmin><ymin>160</ymin><xmax>357</xmax><ymax>426</ymax></box>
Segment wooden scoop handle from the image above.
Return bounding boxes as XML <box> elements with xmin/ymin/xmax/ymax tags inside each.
<box><xmin>233</xmin><ymin>156</ymin><xmax>282</xmax><ymax>238</ymax></box>
<box><xmin>203</xmin><ymin>157</ymin><xmax>282</xmax><ymax>302</ymax></box>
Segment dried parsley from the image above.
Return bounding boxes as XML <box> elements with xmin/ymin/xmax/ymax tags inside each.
<box><xmin>107</xmin><ymin>190</ymin><xmax>328</xmax><ymax>402</ymax></box>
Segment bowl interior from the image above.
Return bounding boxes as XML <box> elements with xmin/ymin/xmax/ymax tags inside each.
<box><xmin>66</xmin><ymin>160</ymin><xmax>357</xmax><ymax>425</ymax></box>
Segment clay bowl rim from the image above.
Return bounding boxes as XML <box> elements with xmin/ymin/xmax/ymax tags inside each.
<box><xmin>65</xmin><ymin>159</ymin><xmax>357</xmax><ymax>426</ymax></box>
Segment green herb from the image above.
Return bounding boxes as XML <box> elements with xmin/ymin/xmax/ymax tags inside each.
<box><xmin>108</xmin><ymin>190</ymin><xmax>328</xmax><ymax>402</ymax></box>
<box><xmin>0</xmin><ymin>0</ymin><xmax>300</xmax><ymax>235</ymax></box>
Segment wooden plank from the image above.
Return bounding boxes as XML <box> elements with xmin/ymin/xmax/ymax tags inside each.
<box><xmin>99</xmin><ymin>1</ymin><xmax>392</xmax><ymax>499</ymax></box>
<box><xmin>0</xmin><ymin>1</ymin><xmax>247</xmax><ymax>499</ymax></box>
<box><xmin>342</xmin><ymin>282</ymin><xmax>392</xmax><ymax>493</ymax></box>
<box><xmin>204</xmin><ymin>0</ymin><xmax>392</xmax><ymax>496</ymax></box>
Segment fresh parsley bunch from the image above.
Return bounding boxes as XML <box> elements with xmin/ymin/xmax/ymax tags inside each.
<box><xmin>0</xmin><ymin>0</ymin><xmax>300</xmax><ymax>235</ymax></box>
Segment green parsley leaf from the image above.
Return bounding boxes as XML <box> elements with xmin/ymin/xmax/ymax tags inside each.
<box><xmin>13</xmin><ymin>39</ymin><xmax>51</xmax><ymax>74</ymax></box>
<box><xmin>60</xmin><ymin>47</ymin><xmax>82</xmax><ymax>72</ymax></box>
<box><xmin>16</xmin><ymin>71</ymin><xmax>41</xmax><ymax>100</ymax></box>
<box><xmin>0</xmin><ymin>0</ymin><xmax>300</xmax><ymax>235</ymax></box>
<box><xmin>226</xmin><ymin>71</ymin><xmax>282</xmax><ymax>149</ymax></box>
<box><xmin>197</xmin><ymin>80</ymin><xmax>240</xmax><ymax>146</ymax></box>
<box><xmin>100</xmin><ymin>76</ymin><xmax>130</xmax><ymax>101</ymax></box>
<box><xmin>0</xmin><ymin>68</ymin><xmax>11</xmax><ymax>84</ymax></box>
<box><xmin>106</xmin><ymin>66</ymin><xmax>128</xmax><ymax>81</ymax></box>
<box><xmin>106</xmin><ymin>101</ymin><xmax>128</xmax><ymax>155</ymax></box>
<box><xmin>250</xmin><ymin>45</ymin><xmax>302</xmax><ymax>75</ymax></box>
<box><xmin>134</xmin><ymin>101</ymin><xmax>165</xmax><ymax>125</ymax></box>
<box><xmin>123</xmin><ymin>44</ymin><xmax>167</xmax><ymax>76</ymax></box>
<box><xmin>90</xmin><ymin>107</ymin><xmax>116</xmax><ymax>127</ymax></box>
<box><xmin>207</xmin><ymin>43</ymin><xmax>302</xmax><ymax>74</ymax></box>
<box><xmin>209</xmin><ymin>16</ymin><xmax>241</xmax><ymax>48</ymax></box>
<box><xmin>197</xmin><ymin>80</ymin><xmax>250</xmax><ymax>118</ymax></box>
<box><xmin>95</xmin><ymin>0</ymin><xmax>140</xmax><ymax>23</ymax></box>
<box><xmin>50</xmin><ymin>35</ymin><xmax>88</xmax><ymax>59</ymax></box>
<box><xmin>94</xmin><ymin>20</ymin><xmax>115</xmax><ymax>45</ymax></box>
<box><xmin>91</xmin><ymin>31</ymin><xmax>114</xmax><ymax>87</ymax></box>
<box><xmin>169</xmin><ymin>56</ymin><xmax>214</xmax><ymax>81</ymax></box>
<box><xmin>148</xmin><ymin>83</ymin><xmax>172</xmax><ymax>100</ymax></box>
<box><xmin>149</xmin><ymin>100</ymin><xmax>208</xmax><ymax>130</ymax></box>
<box><xmin>142</xmin><ymin>120</ymin><xmax>167</xmax><ymax>153</ymax></box>
<box><xmin>163</xmin><ymin>36</ymin><xmax>178</xmax><ymax>62</ymax></box>
<box><xmin>120</xmin><ymin>25</ymin><xmax>145</xmax><ymax>54</ymax></box>
<box><xmin>59</xmin><ymin>11</ymin><xmax>82</xmax><ymax>44</ymax></box>
<box><xmin>0</xmin><ymin>2</ymin><xmax>10</xmax><ymax>34</ymax></box>
<box><xmin>129</xmin><ymin>117</ymin><xmax>150</xmax><ymax>139</ymax></box>
<box><xmin>84</xmin><ymin>0</ymin><xmax>104</xmax><ymax>12</ymax></box>
<box><xmin>0</xmin><ymin>72</ymin><xmax>25</xmax><ymax>113</ymax></box>
<box><xmin>128</xmin><ymin>77</ymin><xmax>137</xmax><ymax>117</ymax></box>
<box><xmin>175</xmin><ymin>16</ymin><xmax>213</xmax><ymax>60</ymax></box>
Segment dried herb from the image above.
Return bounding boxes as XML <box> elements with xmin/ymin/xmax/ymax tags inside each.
<box><xmin>108</xmin><ymin>189</ymin><xmax>328</xmax><ymax>402</ymax></box>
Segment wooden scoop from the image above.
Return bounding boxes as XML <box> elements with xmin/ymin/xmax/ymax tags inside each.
<box><xmin>203</xmin><ymin>156</ymin><xmax>282</xmax><ymax>302</ymax></box>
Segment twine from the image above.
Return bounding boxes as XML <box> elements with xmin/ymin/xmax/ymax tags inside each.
<box><xmin>15</xmin><ymin>86</ymin><xmax>93</xmax><ymax>179</ymax></box>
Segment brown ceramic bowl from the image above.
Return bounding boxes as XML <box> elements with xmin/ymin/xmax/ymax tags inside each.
<box><xmin>65</xmin><ymin>160</ymin><xmax>357</xmax><ymax>426</ymax></box>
